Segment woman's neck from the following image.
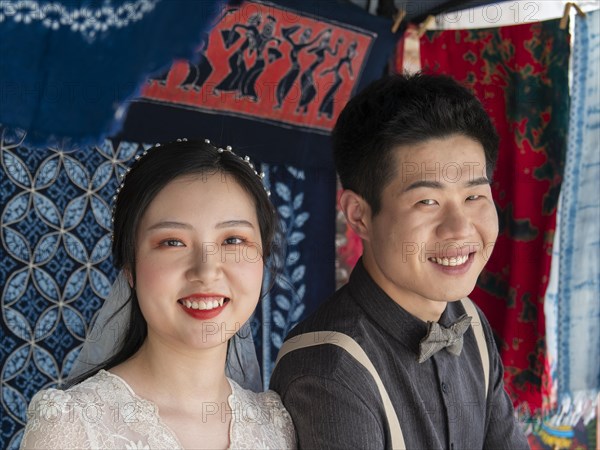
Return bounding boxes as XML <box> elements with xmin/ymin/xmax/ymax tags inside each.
<box><xmin>110</xmin><ymin>335</ymin><xmax>231</xmax><ymax>413</ymax></box>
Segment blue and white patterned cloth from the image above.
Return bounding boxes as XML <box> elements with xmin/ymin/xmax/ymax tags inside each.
<box><xmin>0</xmin><ymin>129</ymin><xmax>320</xmax><ymax>448</ymax></box>
<box><xmin>546</xmin><ymin>8</ymin><xmax>600</xmax><ymax>425</ymax></box>
<box><xmin>0</xmin><ymin>0</ymin><xmax>223</xmax><ymax>144</ymax></box>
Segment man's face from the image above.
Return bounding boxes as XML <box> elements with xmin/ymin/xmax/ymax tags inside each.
<box><xmin>361</xmin><ymin>134</ymin><xmax>499</xmax><ymax>320</ymax></box>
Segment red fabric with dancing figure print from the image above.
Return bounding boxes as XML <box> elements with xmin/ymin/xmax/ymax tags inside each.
<box><xmin>142</xmin><ymin>1</ymin><xmax>375</xmax><ymax>134</ymax></box>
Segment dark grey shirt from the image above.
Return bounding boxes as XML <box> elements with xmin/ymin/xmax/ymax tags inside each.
<box><xmin>270</xmin><ymin>259</ymin><xmax>529</xmax><ymax>450</ymax></box>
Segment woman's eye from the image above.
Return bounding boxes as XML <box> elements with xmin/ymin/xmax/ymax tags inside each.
<box><xmin>160</xmin><ymin>239</ymin><xmax>185</xmax><ymax>247</ymax></box>
<box><xmin>223</xmin><ymin>237</ymin><xmax>245</xmax><ymax>245</ymax></box>
<box><xmin>419</xmin><ymin>199</ymin><xmax>437</xmax><ymax>206</ymax></box>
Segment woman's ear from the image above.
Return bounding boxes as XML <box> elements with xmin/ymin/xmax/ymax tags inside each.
<box><xmin>124</xmin><ymin>267</ymin><xmax>134</xmax><ymax>288</ymax></box>
<box><xmin>338</xmin><ymin>190</ymin><xmax>372</xmax><ymax>241</ymax></box>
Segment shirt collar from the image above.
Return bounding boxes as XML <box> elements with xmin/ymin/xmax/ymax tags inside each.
<box><xmin>347</xmin><ymin>258</ymin><xmax>466</xmax><ymax>355</ymax></box>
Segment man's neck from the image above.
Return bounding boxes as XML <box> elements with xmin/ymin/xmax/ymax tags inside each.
<box><xmin>360</xmin><ymin>254</ymin><xmax>448</xmax><ymax>322</ymax></box>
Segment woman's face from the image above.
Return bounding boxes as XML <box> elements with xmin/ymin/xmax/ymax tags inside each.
<box><xmin>133</xmin><ymin>172</ymin><xmax>263</xmax><ymax>352</ymax></box>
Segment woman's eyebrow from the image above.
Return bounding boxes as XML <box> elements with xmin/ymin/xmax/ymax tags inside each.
<box><xmin>215</xmin><ymin>220</ymin><xmax>255</xmax><ymax>229</ymax></box>
<box><xmin>146</xmin><ymin>220</ymin><xmax>255</xmax><ymax>232</ymax></box>
<box><xmin>146</xmin><ymin>221</ymin><xmax>192</xmax><ymax>231</ymax></box>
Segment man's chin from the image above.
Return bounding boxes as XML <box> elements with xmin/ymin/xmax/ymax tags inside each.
<box><xmin>431</xmin><ymin>287</ymin><xmax>476</xmax><ymax>303</ymax></box>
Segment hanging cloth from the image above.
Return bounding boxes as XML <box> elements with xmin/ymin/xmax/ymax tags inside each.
<box><xmin>0</xmin><ymin>0</ymin><xmax>224</xmax><ymax>145</ymax></box>
<box><xmin>116</xmin><ymin>0</ymin><xmax>396</xmax><ymax>168</ymax></box>
<box><xmin>419</xmin><ymin>17</ymin><xmax>570</xmax><ymax>415</ymax></box>
<box><xmin>556</xmin><ymin>6</ymin><xmax>600</xmax><ymax>424</ymax></box>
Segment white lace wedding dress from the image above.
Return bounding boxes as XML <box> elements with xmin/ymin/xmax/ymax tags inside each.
<box><xmin>21</xmin><ymin>370</ymin><xmax>296</xmax><ymax>449</ymax></box>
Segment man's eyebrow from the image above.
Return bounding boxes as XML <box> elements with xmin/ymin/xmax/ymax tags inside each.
<box><xmin>403</xmin><ymin>177</ymin><xmax>491</xmax><ymax>193</ymax></box>
<box><xmin>465</xmin><ymin>177</ymin><xmax>491</xmax><ymax>187</ymax></box>
<box><xmin>403</xmin><ymin>180</ymin><xmax>443</xmax><ymax>192</ymax></box>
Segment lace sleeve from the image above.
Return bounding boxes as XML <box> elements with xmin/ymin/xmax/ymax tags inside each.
<box><xmin>228</xmin><ymin>382</ymin><xmax>296</xmax><ymax>449</ymax></box>
<box><xmin>263</xmin><ymin>390</ymin><xmax>296</xmax><ymax>449</ymax></box>
<box><xmin>20</xmin><ymin>389</ymin><xmax>91</xmax><ymax>450</ymax></box>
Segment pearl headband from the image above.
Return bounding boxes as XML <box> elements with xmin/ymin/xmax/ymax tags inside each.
<box><xmin>110</xmin><ymin>138</ymin><xmax>269</xmax><ymax>236</ymax></box>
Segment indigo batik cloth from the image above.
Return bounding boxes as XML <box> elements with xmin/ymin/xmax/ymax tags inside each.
<box><xmin>549</xmin><ymin>8</ymin><xmax>599</xmax><ymax>434</ymax></box>
<box><xmin>542</xmin><ymin>13</ymin><xmax>600</xmax><ymax>448</ymax></box>
<box><xmin>0</xmin><ymin>127</ymin><xmax>322</xmax><ymax>447</ymax></box>
<box><xmin>0</xmin><ymin>0</ymin><xmax>223</xmax><ymax>145</ymax></box>
<box><xmin>418</xmin><ymin>18</ymin><xmax>570</xmax><ymax>415</ymax></box>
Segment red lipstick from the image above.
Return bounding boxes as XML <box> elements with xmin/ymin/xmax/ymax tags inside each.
<box><xmin>178</xmin><ymin>294</ymin><xmax>229</xmax><ymax>320</ymax></box>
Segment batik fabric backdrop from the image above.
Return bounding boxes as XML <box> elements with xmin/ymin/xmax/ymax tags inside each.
<box><xmin>0</xmin><ymin>128</ymin><xmax>326</xmax><ymax>448</ymax></box>
<box><xmin>542</xmin><ymin>9</ymin><xmax>600</xmax><ymax>450</ymax></box>
<box><xmin>0</xmin><ymin>0</ymin><xmax>224</xmax><ymax>144</ymax></box>
<box><xmin>556</xmin><ymin>8</ymin><xmax>600</xmax><ymax>413</ymax></box>
<box><xmin>415</xmin><ymin>19</ymin><xmax>570</xmax><ymax>417</ymax></box>
<box><xmin>0</xmin><ymin>1</ymin><xmax>396</xmax><ymax>446</ymax></box>
<box><xmin>119</xmin><ymin>0</ymin><xmax>395</xmax><ymax>168</ymax></box>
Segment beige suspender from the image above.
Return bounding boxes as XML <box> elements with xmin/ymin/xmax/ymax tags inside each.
<box><xmin>459</xmin><ymin>298</ymin><xmax>490</xmax><ymax>397</ymax></box>
<box><xmin>275</xmin><ymin>331</ymin><xmax>407</xmax><ymax>449</ymax></box>
<box><xmin>274</xmin><ymin>297</ymin><xmax>489</xmax><ymax>450</ymax></box>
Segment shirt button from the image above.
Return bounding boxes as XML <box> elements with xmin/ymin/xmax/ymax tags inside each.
<box><xmin>441</xmin><ymin>382</ymin><xmax>449</xmax><ymax>394</ymax></box>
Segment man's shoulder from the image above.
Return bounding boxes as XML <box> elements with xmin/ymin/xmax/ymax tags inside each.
<box><xmin>271</xmin><ymin>284</ymin><xmax>381</xmax><ymax>392</ymax></box>
<box><xmin>287</xmin><ymin>283</ymin><xmax>364</xmax><ymax>339</ymax></box>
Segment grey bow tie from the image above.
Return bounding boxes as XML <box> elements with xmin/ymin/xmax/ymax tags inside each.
<box><xmin>418</xmin><ymin>314</ymin><xmax>472</xmax><ymax>363</ymax></box>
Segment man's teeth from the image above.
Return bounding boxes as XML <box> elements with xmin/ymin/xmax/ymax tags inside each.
<box><xmin>430</xmin><ymin>255</ymin><xmax>469</xmax><ymax>267</ymax></box>
<box><xmin>183</xmin><ymin>298</ymin><xmax>225</xmax><ymax>310</ymax></box>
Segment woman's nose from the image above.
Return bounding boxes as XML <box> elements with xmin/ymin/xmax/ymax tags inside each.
<box><xmin>186</xmin><ymin>242</ymin><xmax>222</xmax><ymax>283</ymax></box>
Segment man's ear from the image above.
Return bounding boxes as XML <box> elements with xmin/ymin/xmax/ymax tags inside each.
<box><xmin>339</xmin><ymin>190</ymin><xmax>372</xmax><ymax>240</ymax></box>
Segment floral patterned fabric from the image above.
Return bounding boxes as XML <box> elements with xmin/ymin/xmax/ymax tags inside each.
<box><xmin>418</xmin><ymin>18</ymin><xmax>570</xmax><ymax>415</ymax></box>
<box><xmin>0</xmin><ymin>130</ymin><xmax>312</xmax><ymax>448</ymax></box>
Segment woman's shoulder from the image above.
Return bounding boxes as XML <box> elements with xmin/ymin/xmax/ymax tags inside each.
<box><xmin>228</xmin><ymin>378</ymin><xmax>286</xmax><ymax>413</ymax></box>
<box><xmin>228</xmin><ymin>379</ymin><xmax>296</xmax><ymax>449</ymax></box>
<box><xmin>22</xmin><ymin>371</ymin><xmax>174</xmax><ymax>450</ymax></box>
<box><xmin>22</xmin><ymin>381</ymin><xmax>96</xmax><ymax>449</ymax></box>
<box><xmin>28</xmin><ymin>371</ymin><xmax>108</xmax><ymax>409</ymax></box>
<box><xmin>53</xmin><ymin>370</ymin><xmax>130</xmax><ymax>401</ymax></box>
<box><xmin>26</xmin><ymin>371</ymin><xmax>122</xmax><ymax>424</ymax></box>
<box><xmin>27</xmin><ymin>386</ymin><xmax>75</xmax><ymax>420</ymax></box>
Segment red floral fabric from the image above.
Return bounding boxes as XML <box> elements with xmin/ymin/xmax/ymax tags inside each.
<box><xmin>418</xmin><ymin>19</ymin><xmax>570</xmax><ymax>414</ymax></box>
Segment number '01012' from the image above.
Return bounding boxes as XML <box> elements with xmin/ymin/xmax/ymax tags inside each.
<box><xmin>439</xmin><ymin>2</ymin><xmax>540</xmax><ymax>25</ymax></box>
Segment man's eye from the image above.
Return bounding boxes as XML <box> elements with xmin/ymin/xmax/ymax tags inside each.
<box><xmin>160</xmin><ymin>239</ymin><xmax>185</xmax><ymax>247</ymax></box>
<box><xmin>223</xmin><ymin>237</ymin><xmax>245</xmax><ymax>245</ymax></box>
<box><xmin>467</xmin><ymin>195</ymin><xmax>481</xmax><ymax>201</ymax></box>
<box><xmin>419</xmin><ymin>199</ymin><xmax>437</xmax><ymax>206</ymax></box>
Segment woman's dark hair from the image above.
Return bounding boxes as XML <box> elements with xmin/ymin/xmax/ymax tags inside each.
<box><xmin>68</xmin><ymin>140</ymin><xmax>276</xmax><ymax>386</ymax></box>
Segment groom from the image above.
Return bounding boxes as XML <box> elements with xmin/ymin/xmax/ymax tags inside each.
<box><xmin>270</xmin><ymin>73</ymin><xmax>529</xmax><ymax>449</ymax></box>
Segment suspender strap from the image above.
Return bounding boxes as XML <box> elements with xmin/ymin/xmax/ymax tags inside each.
<box><xmin>275</xmin><ymin>331</ymin><xmax>406</xmax><ymax>450</ymax></box>
<box><xmin>460</xmin><ymin>297</ymin><xmax>490</xmax><ymax>398</ymax></box>
<box><xmin>274</xmin><ymin>298</ymin><xmax>490</xmax><ymax>449</ymax></box>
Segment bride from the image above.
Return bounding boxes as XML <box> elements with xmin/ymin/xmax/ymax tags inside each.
<box><xmin>21</xmin><ymin>139</ymin><xmax>296</xmax><ymax>449</ymax></box>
